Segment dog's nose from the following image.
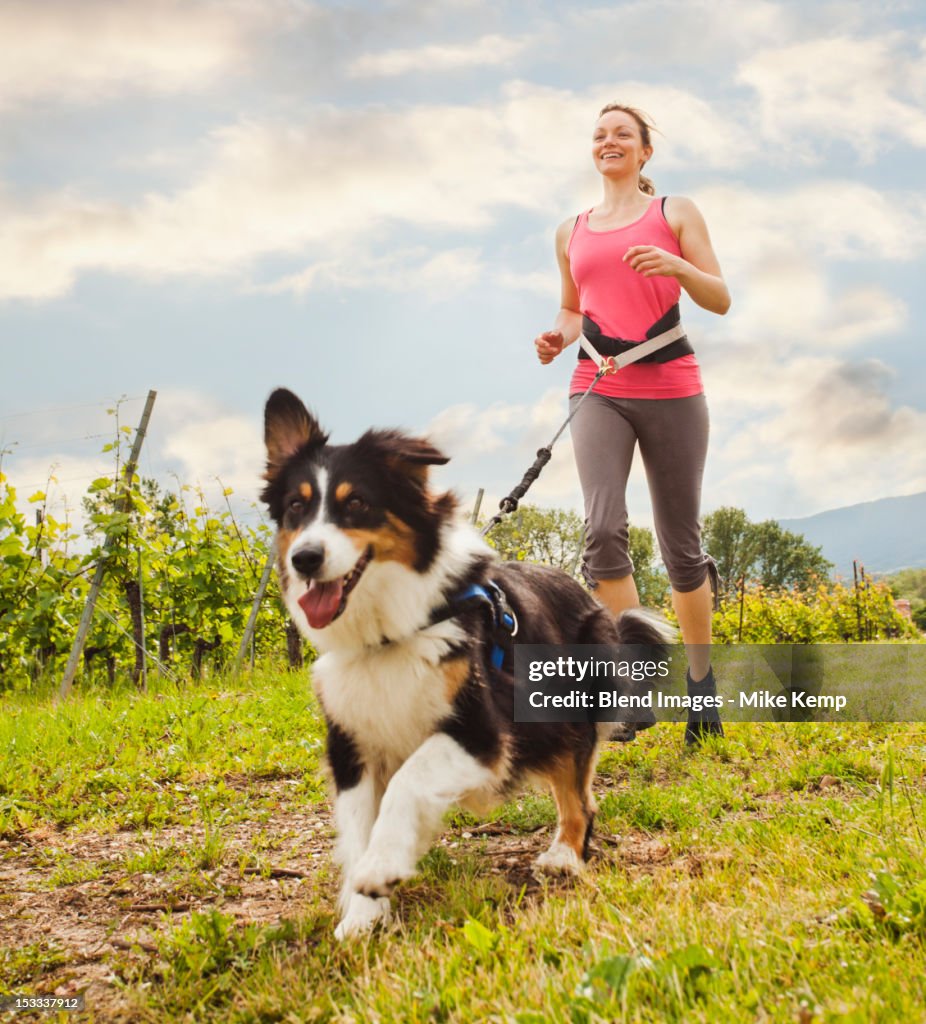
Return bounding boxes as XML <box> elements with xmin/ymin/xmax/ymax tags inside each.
<box><xmin>291</xmin><ymin>544</ymin><xmax>325</xmax><ymax>578</ymax></box>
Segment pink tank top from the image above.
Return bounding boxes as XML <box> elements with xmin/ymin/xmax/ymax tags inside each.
<box><xmin>567</xmin><ymin>198</ymin><xmax>703</xmax><ymax>399</ymax></box>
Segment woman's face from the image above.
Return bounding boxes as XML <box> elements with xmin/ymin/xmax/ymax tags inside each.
<box><xmin>592</xmin><ymin>110</ymin><xmax>652</xmax><ymax>178</ymax></box>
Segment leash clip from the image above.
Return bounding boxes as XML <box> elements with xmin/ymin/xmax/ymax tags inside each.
<box><xmin>485</xmin><ymin>581</ymin><xmax>518</xmax><ymax>641</ymax></box>
<box><xmin>483</xmin><ymin>581</ymin><xmax>518</xmax><ymax>669</ymax></box>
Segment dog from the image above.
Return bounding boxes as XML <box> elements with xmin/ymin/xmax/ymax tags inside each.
<box><xmin>260</xmin><ymin>388</ymin><xmax>671</xmax><ymax>939</ymax></box>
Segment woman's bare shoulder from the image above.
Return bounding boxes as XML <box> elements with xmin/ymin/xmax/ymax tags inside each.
<box><xmin>554</xmin><ymin>214</ymin><xmax>582</xmax><ymax>262</ymax></box>
<box><xmin>663</xmin><ymin>196</ymin><xmax>705</xmax><ymax>229</ymax></box>
<box><xmin>555</xmin><ymin>213</ymin><xmax>582</xmax><ymax>238</ymax></box>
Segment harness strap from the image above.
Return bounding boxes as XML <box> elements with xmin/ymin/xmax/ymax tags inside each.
<box><xmin>429</xmin><ymin>581</ymin><xmax>518</xmax><ymax>669</ymax></box>
<box><xmin>578</xmin><ymin>304</ymin><xmax>693</xmax><ymax>367</ymax></box>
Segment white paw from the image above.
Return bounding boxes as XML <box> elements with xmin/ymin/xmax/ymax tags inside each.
<box><xmin>334</xmin><ymin>893</ymin><xmax>392</xmax><ymax>941</ymax></box>
<box><xmin>350</xmin><ymin>847</ymin><xmax>414</xmax><ymax>898</ymax></box>
<box><xmin>534</xmin><ymin>841</ymin><xmax>584</xmax><ymax>876</ymax></box>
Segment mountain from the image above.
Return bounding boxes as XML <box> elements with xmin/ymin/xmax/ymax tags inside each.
<box><xmin>779</xmin><ymin>492</ymin><xmax>926</xmax><ymax>579</ymax></box>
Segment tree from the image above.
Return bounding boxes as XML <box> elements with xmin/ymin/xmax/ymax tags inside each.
<box><xmin>702</xmin><ymin>506</ymin><xmax>832</xmax><ymax>596</ymax></box>
<box><xmin>482</xmin><ymin>504</ymin><xmax>668</xmax><ymax>605</ymax></box>
<box><xmin>627</xmin><ymin>524</ymin><xmax>670</xmax><ymax>607</ymax></box>
<box><xmin>886</xmin><ymin>568</ymin><xmax>926</xmax><ymax>602</ymax></box>
<box><xmin>749</xmin><ymin>520</ymin><xmax>831</xmax><ymax>590</ymax></box>
<box><xmin>702</xmin><ymin>506</ymin><xmax>754</xmax><ymax>597</ymax></box>
<box><xmin>484</xmin><ymin>505</ymin><xmax>584</xmax><ymax>576</ymax></box>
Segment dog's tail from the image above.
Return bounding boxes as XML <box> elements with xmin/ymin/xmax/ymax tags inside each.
<box><xmin>596</xmin><ymin>608</ymin><xmax>676</xmax><ymax>745</ymax></box>
<box><xmin>615</xmin><ymin>607</ymin><xmax>677</xmax><ymax>650</ymax></box>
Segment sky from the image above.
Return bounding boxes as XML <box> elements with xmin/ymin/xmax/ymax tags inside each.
<box><xmin>1</xmin><ymin>0</ymin><xmax>924</xmax><ymax>543</ymax></box>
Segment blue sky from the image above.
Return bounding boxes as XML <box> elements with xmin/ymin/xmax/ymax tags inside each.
<box><xmin>1</xmin><ymin>0</ymin><xmax>924</xmax><ymax>540</ymax></box>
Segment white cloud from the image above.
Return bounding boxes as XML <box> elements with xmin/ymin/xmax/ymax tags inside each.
<box><xmin>777</xmin><ymin>363</ymin><xmax>926</xmax><ymax>512</ymax></box>
<box><xmin>153</xmin><ymin>392</ymin><xmax>264</xmax><ymax>504</ymax></box>
<box><xmin>496</xmin><ymin>267</ymin><xmax>559</xmax><ymax>295</ymax></box>
<box><xmin>561</xmin><ymin>0</ymin><xmax>794</xmax><ymax>69</ymax></box>
<box><xmin>693</xmin><ymin>181</ymin><xmax>919</xmax><ymax>359</ymax></box>
<box><xmin>348</xmin><ymin>33</ymin><xmax>529</xmax><ymax>78</ymax></box>
<box><xmin>704</xmin><ymin>347</ymin><xmax>926</xmax><ymax>517</ymax></box>
<box><xmin>427</xmin><ymin>399</ymin><xmax>533</xmax><ymax>458</ymax></box>
<box><xmin>699</xmin><ymin>182</ymin><xmax>925</xmax><ymax>271</ymax></box>
<box><xmin>0</xmin><ymin>81</ymin><xmax>766</xmax><ymax>302</ymax></box>
<box><xmin>694</xmin><ymin>182</ymin><xmax>924</xmax><ymax>515</ymax></box>
<box><xmin>257</xmin><ymin>247</ymin><xmax>485</xmax><ymax>297</ymax></box>
<box><xmin>720</xmin><ymin>259</ymin><xmax>906</xmax><ymax>354</ymax></box>
<box><xmin>738</xmin><ymin>33</ymin><xmax>926</xmax><ymax>157</ymax></box>
<box><xmin>0</xmin><ymin>0</ymin><xmax>277</xmax><ymax>110</ymax></box>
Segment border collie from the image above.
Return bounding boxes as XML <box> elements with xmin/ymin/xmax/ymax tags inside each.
<box><xmin>260</xmin><ymin>388</ymin><xmax>671</xmax><ymax>939</ymax></box>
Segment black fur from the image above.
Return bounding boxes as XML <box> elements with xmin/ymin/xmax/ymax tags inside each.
<box><xmin>327</xmin><ymin>721</ymin><xmax>364</xmax><ymax>791</ymax></box>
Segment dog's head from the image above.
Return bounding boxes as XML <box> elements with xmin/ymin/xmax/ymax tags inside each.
<box><xmin>260</xmin><ymin>388</ymin><xmax>456</xmax><ymax>631</ymax></box>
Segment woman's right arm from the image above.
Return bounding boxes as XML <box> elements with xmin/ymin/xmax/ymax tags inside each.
<box><xmin>535</xmin><ymin>218</ymin><xmax>583</xmax><ymax>364</ymax></box>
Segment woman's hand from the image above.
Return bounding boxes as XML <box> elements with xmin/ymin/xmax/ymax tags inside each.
<box><xmin>623</xmin><ymin>245</ymin><xmax>686</xmax><ymax>278</ymax></box>
<box><xmin>631</xmin><ymin>198</ymin><xmax>731</xmax><ymax>314</ymax></box>
<box><xmin>535</xmin><ymin>330</ymin><xmax>566</xmax><ymax>364</ymax></box>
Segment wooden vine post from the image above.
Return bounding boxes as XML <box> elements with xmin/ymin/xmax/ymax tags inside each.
<box><xmin>234</xmin><ymin>546</ymin><xmax>276</xmax><ymax>675</ymax></box>
<box><xmin>58</xmin><ymin>390</ymin><xmax>157</xmax><ymax>700</ymax></box>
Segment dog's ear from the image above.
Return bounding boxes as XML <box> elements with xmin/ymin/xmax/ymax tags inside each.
<box><xmin>358</xmin><ymin>430</ymin><xmax>449</xmax><ymax>483</ymax></box>
<box><xmin>264</xmin><ymin>389</ymin><xmax>327</xmax><ymax>479</ymax></box>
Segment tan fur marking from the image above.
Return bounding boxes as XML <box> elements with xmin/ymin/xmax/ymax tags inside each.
<box><xmin>275</xmin><ymin>528</ymin><xmax>295</xmax><ymax>564</ymax></box>
<box><xmin>299</xmin><ymin>482</ymin><xmax>313</xmax><ymax>501</ymax></box>
<box><xmin>335</xmin><ymin>482</ymin><xmax>353</xmax><ymax>502</ymax></box>
<box><xmin>459</xmin><ymin>737</ymin><xmax>510</xmax><ymax>815</ymax></box>
<box><xmin>441</xmin><ymin>657</ymin><xmax>471</xmax><ymax>703</ymax></box>
<box><xmin>383</xmin><ymin>513</ymin><xmax>418</xmax><ymax>566</ymax></box>
<box><xmin>343</xmin><ymin>514</ymin><xmax>417</xmax><ymax>567</ymax></box>
<box><xmin>275</xmin><ymin>528</ymin><xmax>296</xmax><ymax>591</ymax></box>
<box><xmin>538</xmin><ymin>755</ymin><xmax>593</xmax><ymax>858</ymax></box>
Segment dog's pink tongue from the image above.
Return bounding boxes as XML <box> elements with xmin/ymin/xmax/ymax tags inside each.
<box><xmin>298</xmin><ymin>580</ymin><xmax>343</xmax><ymax>629</ymax></box>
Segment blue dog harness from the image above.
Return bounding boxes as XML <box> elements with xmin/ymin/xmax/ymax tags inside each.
<box><xmin>430</xmin><ymin>581</ymin><xmax>518</xmax><ymax>669</ymax></box>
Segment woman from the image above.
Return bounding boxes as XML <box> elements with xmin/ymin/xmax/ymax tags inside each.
<box><xmin>534</xmin><ymin>103</ymin><xmax>730</xmax><ymax>745</ymax></box>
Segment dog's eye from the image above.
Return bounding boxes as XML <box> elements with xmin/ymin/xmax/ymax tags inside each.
<box><xmin>345</xmin><ymin>495</ymin><xmax>369</xmax><ymax>514</ymax></box>
<box><xmin>288</xmin><ymin>498</ymin><xmax>304</xmax><ymax>514</ymax></box>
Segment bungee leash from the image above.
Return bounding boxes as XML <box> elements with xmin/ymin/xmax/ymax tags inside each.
<box><xmin>480</xmin><ymin>322</ymin><xmax>688</xmax><ymax>538</ymax></box>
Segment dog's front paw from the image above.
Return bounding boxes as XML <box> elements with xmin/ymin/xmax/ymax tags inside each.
<box><xmin>534</xmin><ymin>841</ymin><xmax>584</xmax><ymax>877</ymax></box>
<box><xmin>351</xmin><ymin>848</ymin><xmax>414</xmax><ymax>898</ymax></box>
<box><xmin>334</xmin><ymin>893</ymin><xmax>392</xmax><ymax>941</ymax></box>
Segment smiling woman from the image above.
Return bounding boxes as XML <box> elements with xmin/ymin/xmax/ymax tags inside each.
<box><xmin>534</xmin><ymin>102</ymin><xmax>731</xmax><ymax>747</ymax></box>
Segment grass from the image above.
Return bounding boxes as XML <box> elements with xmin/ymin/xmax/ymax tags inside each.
<box><xmin>1</xmin><ymin>666</ymin><xmax>925</xmax><ymax>1022</ymax></box>
<box><xmin>0</xmin><ymin>669</ymin><xmax>325</xmax><ymax>838</ymax></box>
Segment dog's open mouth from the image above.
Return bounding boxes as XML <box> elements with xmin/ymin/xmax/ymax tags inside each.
<box><xmin>298</xmin><ymin>546</ymin><xmax>373</xmax><ymax>629</ymax></box>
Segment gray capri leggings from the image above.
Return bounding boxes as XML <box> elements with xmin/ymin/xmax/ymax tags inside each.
<box><xmin>569</xmin><ymin>391</ymin><xmax>716</xmax><ymax>593</ymax></box>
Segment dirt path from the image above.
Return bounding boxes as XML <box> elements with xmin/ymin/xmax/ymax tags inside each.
<box><xmin>0</xmin><ymin>781</ymin><xmax>335</xmax><ymax>1021</ymax></box>
<box><xmin>0</xmin><ymin>774</ymin><xmax>675</xmax><ymax>1022</ymax></box>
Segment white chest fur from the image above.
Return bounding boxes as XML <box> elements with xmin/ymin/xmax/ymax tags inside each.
<box><xmin>313</xmin><ymin>627</ymin><xmax>462</xmax><ymax>770</ymax></box>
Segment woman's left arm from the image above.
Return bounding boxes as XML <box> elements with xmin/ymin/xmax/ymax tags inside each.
<box><xmin>623</xmin><ymin>197</ymin><xmax>731</xmax><ymax>315</ymax></box>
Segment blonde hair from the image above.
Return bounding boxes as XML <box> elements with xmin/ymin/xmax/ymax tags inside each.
<box><xmin>597</xmin><ymin>103</ymin><xmax>658</xmax><ymax>196</ymax></box>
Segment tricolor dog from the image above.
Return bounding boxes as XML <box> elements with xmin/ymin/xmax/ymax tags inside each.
<box><xmin>260</xmin><ymin>388</ymin><xmax>670</xmax><ymax>939</ymax></box>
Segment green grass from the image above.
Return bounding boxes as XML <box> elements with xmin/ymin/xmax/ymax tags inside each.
<box><xmin>0</xmin><ymin>943</ymin><xmax>68</xmax><ymax>989</ymax></box>
<box><xmin>0</xmin><ymin>668</ymin><xmax>326</xmax><ymax>838</ymax></box>
<box><xmin>1</xmin><ymin>667</ymin><xmax>925</xmax><ymax>1022</ymax></box>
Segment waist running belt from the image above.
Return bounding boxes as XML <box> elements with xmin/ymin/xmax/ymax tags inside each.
<box><xmin>578</xmin><ymin>303</ymin><xmax>694</xmax><ymax>364</ymax></box>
